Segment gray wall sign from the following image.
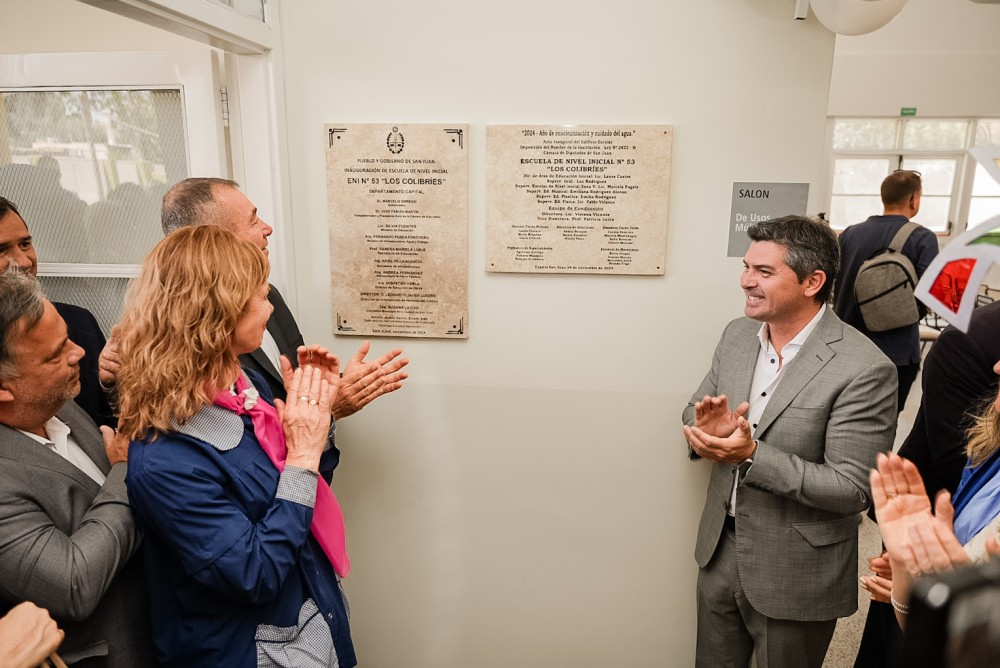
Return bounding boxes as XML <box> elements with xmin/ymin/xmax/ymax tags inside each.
<box><xmin>727</xmin><ymin>182</ymin><xmax>809</xmax><ymax>257</ymax></box>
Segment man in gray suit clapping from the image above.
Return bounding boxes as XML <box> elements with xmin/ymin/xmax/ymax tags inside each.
<box><xmin>0</xmin><ymin>269</ymin><xmax>153</xmax><ymax>667</ymax></box>
<box><xmin>682</xmin><ymin>216</ymin><xmax>897</xmax><ymax>668</ymax></box>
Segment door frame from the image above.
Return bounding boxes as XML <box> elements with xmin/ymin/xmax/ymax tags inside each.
<box><xmin>75</xmin><ymin>0</ymin><xmax>294</xmax><ymax>293</ymax></box>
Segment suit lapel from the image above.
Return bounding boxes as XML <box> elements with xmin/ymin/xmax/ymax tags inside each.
<box><xmin>0</xmin><ymin>404</ymin><xmax>104</xmax><ymax>495</ymax></box>
<box><xmin>754</xmin><ymin>309</ymin><xmax>841</xmax><ymax>436</ymax></box>
<box><xmin>732</xmin><ymin>323</ymin><xmax>759</xmax><ymax>405</ymax></box>
<box><xmin>265</xmin><ymin>307</ymin><xmax>293</xmax><ymax>356</ymax></box>
<box><xmin>245</xmin><ymin>286</ymin><xmax>295</xmax><ymax>386</ymax></box>
<box><xmin>247</xmin><ymin>345</ymin><xmax>281</xmax><ymax>384</ymax></box>
<box><xmin>59</xmin><ymin>401</ymin><xmax>112</xmax><ymax>476</ymax></box>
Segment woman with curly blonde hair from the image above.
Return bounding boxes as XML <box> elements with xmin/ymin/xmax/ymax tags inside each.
<box><xmin>117</xmin><ymin>225</ymin><xmax>357</xmax><ymax>667</ymax></box>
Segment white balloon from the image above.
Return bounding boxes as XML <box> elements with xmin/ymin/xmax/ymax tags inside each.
<box><xmin>809</xmin><ymin>0</ymin><xmax>909</xmax><ymax>36</ymax></box>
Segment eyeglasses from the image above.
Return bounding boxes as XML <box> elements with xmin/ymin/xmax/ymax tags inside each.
<box><xmin>892</xmin><ymin>169</ymin><xmax>922</xmax><ymax>178</ymax></box>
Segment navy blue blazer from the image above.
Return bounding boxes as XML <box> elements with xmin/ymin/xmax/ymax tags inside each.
<box><xmin>127</xmin><ymin>369</ymin><xmax>354</xmax><ymax>667</ymax></box>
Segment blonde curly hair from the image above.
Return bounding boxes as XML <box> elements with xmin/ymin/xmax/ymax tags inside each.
<box><xmin>116</xmin><ymin>225</ymin><xmax>268</xmax><ymax>440</ymax></box>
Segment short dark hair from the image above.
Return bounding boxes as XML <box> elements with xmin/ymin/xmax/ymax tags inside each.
<box><xmin>747</xmin><ymin>215</ymin><xmax>840</xmax><ymax>303</ymax></box>
<box><xmin>0</xmin><ymin>266</ymin><xmax>45</xmax><ymax>381</ymax></box>
<box><xmin>881</xmin><ymin>170</ymin><xmax>922</xmax><ymax>208</ymax></box>
<box><xmin>161</xmin><ymin>177</ymin><xmax>240</xmax><ymax>235</ymax></box>
<box><xmin>0</xmin><ymin>195</ymin><xmax>22</xmax><ymax>221</ymax></box>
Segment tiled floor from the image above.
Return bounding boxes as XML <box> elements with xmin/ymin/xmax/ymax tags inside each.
<box><xmin>822</xmin><ymin>514</ymin><xmax>883</xmax><ymax>667</ymax></box>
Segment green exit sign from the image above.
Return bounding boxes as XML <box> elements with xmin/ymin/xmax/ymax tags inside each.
<box><xmin>901</xmin><ymin>107</ymin><xmax>917</xmax><ymax>117</ymax></box>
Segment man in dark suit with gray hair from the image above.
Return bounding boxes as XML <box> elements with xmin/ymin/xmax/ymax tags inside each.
<box><xmin>97</xmin><ymin>177</ymin><xmax>408</xmax><ymax>414</ymax></box>
<box><xmin>0</xmin><ymin>269</ymin><xmax>153</xmax><ymax>666</ymax></box>
<box><xmin>682</xmin><ymin>216</ymin><xmax>897</xmax><ymax>668</ymax></box>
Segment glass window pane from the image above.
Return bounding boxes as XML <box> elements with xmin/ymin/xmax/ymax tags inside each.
<box><xmin>901</xmin><ymin>120</ymin><xmax>969</xmax><ymax>150</ymax></box>
<box><xmin>901</xmin><ymin>158</ymin><xmax>956</xmax><ymax>196</ymax></box>
<box><xmin>0</xmin><ymin>89</ymin><xmax>187</xmax><ymax>265</ymax></box>
<box><xmin>974</xmin><ymin>120</ymin><xmax>1000</xmax><ymax>147</ymax></box>
<box><xmin>829</xmin><ymin>195</ymin><xmax>883</xmax><ymax>230</ymax></box>
<box><xmin>233</xmin><ymin>0</ymin><xmax>265</xmax><ymax>21</ymax></box>
<box><xmin>832</xmin><ymin>158</ymin><xmax>891</xmax><ymax>195</ymax></box>
<box><xmin>207</xmin><ymin>0</ymin><xmax>265</xmax><ymax>22</ymax></box>
<box><xmin>36</xmin><ymin>276</ymin><xmax>130</xmax><ymax>338</ymax></box>
<box><xmin>972</xmin><ymin>163</ymin><xmax>1000</xmax><ymax>197</ymax></box>
<box><xmin>912</xmin><ymin>195</ymin><xmax>950</xmax><ymax>233</ymax></box>
<box><xmin>969</xmin><ymin>198</ymin><xmax>1000</xmax><ymax>228</ymax></box>
<box><xmin>832</xmin><ymin>120</ymin><xmax>898</xmax><ymax>151</ymax></box>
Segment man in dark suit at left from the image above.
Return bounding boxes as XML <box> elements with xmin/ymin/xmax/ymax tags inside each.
<box><xmin>0</xmin><ymin>196</ymin><xmax>115</xmax><ymax>427</ymax></box>
<box><xmin>0</xmin><ymin>269</ymin><xmax>153</xmax><ymax>666</ymax></box>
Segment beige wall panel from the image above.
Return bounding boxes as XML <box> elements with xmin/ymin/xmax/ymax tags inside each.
<box><xmin>278</xmin><ymin>1</ymin><xmax>835</xmax><ymax>665</ymax></box>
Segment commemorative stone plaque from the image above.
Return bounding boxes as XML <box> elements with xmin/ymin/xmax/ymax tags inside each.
<box><xmin>486</xmin><ymin>124</ymin><xmax>672</xmax><ymax>275</ymax></box>
<box><xmin>325</xmin><ymin>123</ymin><xmax>469</xmax><ymax>338</ymax></box>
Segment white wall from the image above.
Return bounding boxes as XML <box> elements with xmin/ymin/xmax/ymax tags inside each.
<box><xmin>829</xmin><ymin>0</ymin><xmax>1000</xmax><ymax>117</ymax></box>
<box><xmin>2</xmin><ymin>1</ymin><xmax>839</xmax><ymax>666</ymax></box>
<box><xmin>0</xmin><ymin>0</ymin><xmax>200</xmax><ymax>51</ymax></box>
<box><xmin>826</xmin><ymin>0</ymin><xmax>1000</xmax><ymax>289</ymax></box>
<box><xmin>277</xmin><ymin>1</ymin><xmax>835</xmax><ymax>666</ymax></box>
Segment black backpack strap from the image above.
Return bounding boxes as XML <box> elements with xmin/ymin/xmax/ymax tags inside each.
<box><xmin>888</xmin><ymin>221</ymin><xmax>920</xmax><ymax>253</ymax></box>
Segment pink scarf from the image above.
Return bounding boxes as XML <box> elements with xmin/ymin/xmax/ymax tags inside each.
<box><xmin>213</xmin><ymin>372</ymin><xmax>351</xmax><ymax>577</ymax></box>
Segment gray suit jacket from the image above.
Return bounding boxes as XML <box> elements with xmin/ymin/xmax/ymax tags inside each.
<box><xmin>0</xmin><ymin>401</ymin><xmax>153</xmax><ymax>666</ymax></box>
<box><xmin>683</xmin><ymin>309</ymin><xmax>897</xmax><ymax>621</ymax></box>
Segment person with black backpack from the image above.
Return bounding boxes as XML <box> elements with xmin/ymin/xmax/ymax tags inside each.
<box><xmin>832</xmin><ymin>169</ymin><xmax>939</xmax><ymax>413</ymax></box>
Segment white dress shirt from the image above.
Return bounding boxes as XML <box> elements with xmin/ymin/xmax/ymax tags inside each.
<box><xmin>728</xmin><ymin>305</ymin><xmax>827</xmax><ymax>516</ymax></box>
<box><xmin>19</xmin><ymin>415</ymin><xmax>107</xmax><ymax>485</ymax></box>
<box><xmin>259</xmin><ymin>329</ymin><xmax>284</xmax><ymax>373</ymax></box>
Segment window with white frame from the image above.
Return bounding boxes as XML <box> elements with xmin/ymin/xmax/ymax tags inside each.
<box><xmin>827</xmin><ymin>118</ymin><xmax>1000</xmax><ymax>236</ymax></box>
<box><xmin>0</xmin><ymin>88</ymin><xmax>189</xmax><ymax>334</ymax></box>
<box><xmin>208</xmin><ymin>0</ymin><xmax>266</xmax><ymax>22</ymax></box>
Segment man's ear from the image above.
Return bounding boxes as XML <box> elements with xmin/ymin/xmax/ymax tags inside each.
<box><xmin>0</xmin><ymin>379</ymin><xmax>15</xmax><ymax>404</ymax></box>
<box><xmin>803</xmin><ymin>270</ymin><xmax>827</xmax><ymax>299</ymax></box>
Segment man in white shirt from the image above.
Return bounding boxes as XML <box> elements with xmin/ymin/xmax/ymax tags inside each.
<box><xmin>681</xmin><ymin>216</ymin><xmax>897</xmax><ymax>668</ymax></box>
<box><xmin>0</xmin><ymin>269</ymin><xmax>153</xmax><ymax>667</ymax></box>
